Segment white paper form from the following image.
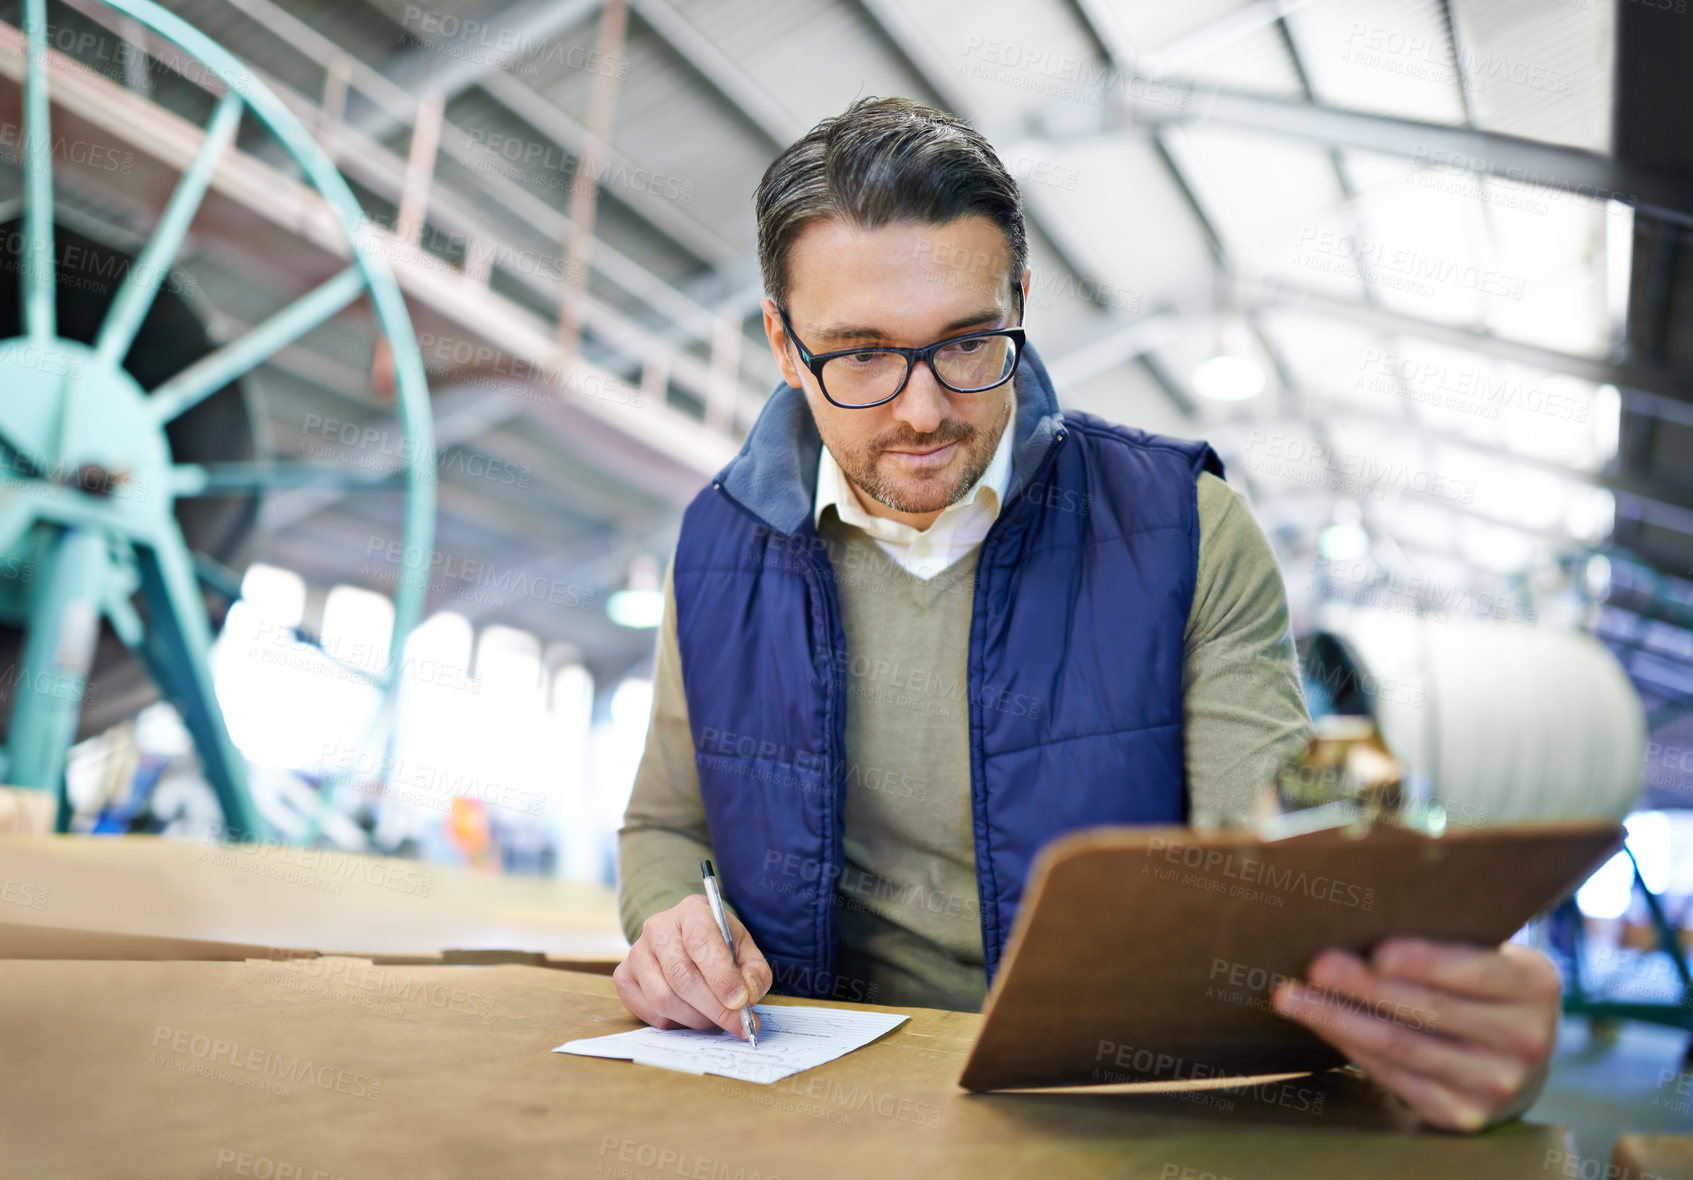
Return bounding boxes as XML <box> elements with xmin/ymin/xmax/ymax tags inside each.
<box><xmin>553</xmin><ymin>1005</ymin><xmax>908</xmax><ymax>1085</ymax></box>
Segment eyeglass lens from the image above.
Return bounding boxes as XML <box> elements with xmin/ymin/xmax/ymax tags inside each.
<box><xmin>822</xmin><ymin>335</ymin><xmax>1019</xmax><ymax>406</ymax></box>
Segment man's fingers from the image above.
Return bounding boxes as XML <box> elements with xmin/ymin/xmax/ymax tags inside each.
<box><xmin>730</xmin><ymin>915</ymin><xmax>773</xmax><ymax>1001</ymax></box>
<box><xmin>1272</xmin><ymin>980</ymin><xmax>1531</xmax><ymax>1110</ymax></box>
<box><xmin>616</xmin><ymin>941</ymin><xmax>711</xmax><ymax>1031</ymax></box>
<box><xmin>612</xmin><ymin>896</ymin><xmax>773</xmax><ymax>1042</ymax></box>
<box><xmin>1270</xmin><ymin>943</ymin><xmax>1559</xmax><ymax>1134</ymax></box>
<box><xmin>1368</xmin><ymin>939</ymin><xmax>1562</xmax><ymax>1005</ymax></box>
<box><xmin>627</xmin><ymin>939</ymin><xmax>715</xmax><ymax>1030</ymax></box>
<box><xmin>612</xmin><ymin>955</ymin><xmax>664</xmax><ymax>1026</ymax></box>
<box><xmin>1302</xmin><ymin>950</ymin><xmax>1552</xmax><ymax>1061</ymax></box>
<box><xmin>677</xmin><ymin>898</ymin><xmax>756</xmax><ymax>1011</ymax></box>
<box><xmin>646</xmin><ymin>919</ymin><xmax>750</xmax><ymax>1037</ymax></box>
<box><xmin>640</xmin><ymin>976</ymin><xmax>720</xmax><ymax>1032</ymax></box>
<box><xmin>628</xmin><ymin>926</ymin><xmax>725</xmax><ymax>1032</ymax></box>
<box><xmin>1342</xmin><ymin>1045</ymin><xmax>1497</xmax><ymax>1134</ymax></box>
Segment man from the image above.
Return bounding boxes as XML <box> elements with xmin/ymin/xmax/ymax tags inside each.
<box><xmin>614</xmin><ymin>96</ymin><xmax>1559</xmax><ymax>1133</ymax></box>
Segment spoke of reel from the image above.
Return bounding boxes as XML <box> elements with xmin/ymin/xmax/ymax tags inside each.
<box><xmin>146</xmin><ymin>265</ymin><xmax>367</xmax><ymax>425</ymax></box>
<box><xmin>131</xmin><ymin>524</ymin><xmax>265</xmax><ymax>841</ymax></box>
<box><xmin>94</xmin><ymin>89</ymin><xmax>245</xmax><ymax>369</ymax></box>
<box><xmin>0</xmin><ymin>493</ymin><xmax>40</xmax><ymax>558</ymax></box>
<box><xmin>0</xmin><ymin>0</ymin><xmax>438</xmax><ymax>849</ymax></box>
<box><xmin>171</xmin><ymin>461</ymin><xmax>408</xmax><ymax>496</ymax></box>
<box><xmin>4</xmin><ymin>526</ymin><xmax>107</xmax><ymax>795</ymax></box>
<box><xmin>20</xmin><ymin>0</ymin><xmax>55</xmax><ymax>341</ymax></box>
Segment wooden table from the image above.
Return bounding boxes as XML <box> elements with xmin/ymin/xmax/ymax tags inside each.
<box><xmin>0</xmin><ymin>959</ymin><xmax>1573</xmax><ymax>1179</ymax></box>
<box><xmin>0</xmin><ymin>834</ymin><xmax>626</xmax><ymax>968</ymax></box>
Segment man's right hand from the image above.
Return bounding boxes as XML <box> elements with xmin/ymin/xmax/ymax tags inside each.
<box><xmin>612</xmin><ymin>894</ymin><xmax>773</xmax><ymax>1039</ymax></box>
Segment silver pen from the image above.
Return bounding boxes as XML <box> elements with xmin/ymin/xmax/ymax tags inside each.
<box><xmin>700</xmin><ymin>860</ymin><xmax>757</xmax><ymax>1048</ymax></box>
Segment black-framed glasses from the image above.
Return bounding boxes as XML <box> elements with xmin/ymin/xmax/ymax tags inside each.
<box><xmin>776</xmin><ymin>289</ymin><xmax>1026</xmax><ymax>409</ymax></box>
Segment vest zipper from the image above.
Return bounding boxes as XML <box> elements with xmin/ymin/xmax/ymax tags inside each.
<box><xmin>968</xmin><ymin>427</ymin><xmax>1068</xmax><ymax>986</ymax></box>
<box><xmin>709</xmin><ymin>482</ymin><xmax>845</xmax><ymax>996</ymax></box>
<box><xmin>712</xmin><ymin>416</ymin><xmax>1071</xmax><ymax>996</ymax></box>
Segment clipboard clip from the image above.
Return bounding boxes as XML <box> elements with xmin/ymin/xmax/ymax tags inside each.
<box><xmin>1254</xmin><ymin>716</ymin><xmax>1448</xmax><ymax>842</ymax></box>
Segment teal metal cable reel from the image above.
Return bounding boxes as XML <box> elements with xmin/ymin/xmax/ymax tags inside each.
<box><xmin>0</xmin><ymin>0</ymin><xmax>436</xmax><ymax>840</ymax></box>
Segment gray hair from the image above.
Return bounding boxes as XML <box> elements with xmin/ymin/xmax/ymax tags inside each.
<box><xmin>754</xmin><ymin>96</ymin><xmax>1027</xmax><ymax>310</ymax></box>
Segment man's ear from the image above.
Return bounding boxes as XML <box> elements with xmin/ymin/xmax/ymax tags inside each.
<box><xmin>762</xmin><ymin>298</ymin><xmax>804</xmax><ymax>390</ymax></box>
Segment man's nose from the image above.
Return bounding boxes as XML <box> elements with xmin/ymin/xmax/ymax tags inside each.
<box><xmin>889</xmin><ymin>362</ymin><xmax>950</xmax><ymax>435</ymax></box>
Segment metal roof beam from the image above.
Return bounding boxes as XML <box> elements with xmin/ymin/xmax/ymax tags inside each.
<box><xmin>206</xmin><ymin>0</ymin><xmax>740</xmax><ymax>285</ymax></box>
<box><xmin>472</xmin><ymin>70</ymin><xmax>740</xmax><ymax>268</ymax></box>
<box><xmin>1251</xmin><ymin>279</ymin><xmax>1693</xmax><ymax>406</ymax></box>
<box><xmin>1292</xmin><ymin>396</ymin><xmax>1693</xmax><ymax>518</ymax></box>
<box><xmin>379</xmin><ymin>0</ymin><xmax>602</xmax><ymax>109</ymax></box>
<box><xmin>627</xmin><ymin>0</ymin><xmax>801</xmax><ymax>144</ymax></box>
<box><xmin>1066</xmin><ymin>0</ymin><xmax>1287</xmax><ymax>420</ymax></box>
<box><xmin>1026</xmin><ymin>80</ymin><xmax>1693</xmax><ymax>228</ymax></box>
<box><xmin>1254</xmin><ymin>480</ymin><xmax>1588</xmax><ymax>549</ymax></box>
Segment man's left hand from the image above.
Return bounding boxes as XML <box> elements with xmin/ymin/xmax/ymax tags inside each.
<box><xmin>1271</xmin><ymin>938</ymin><xmax>1560</xmax><ymax>1132</ymax></box>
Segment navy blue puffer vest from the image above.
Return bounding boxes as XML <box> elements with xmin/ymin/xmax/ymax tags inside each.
<box><xmin>672</xmin><ymin>342</ymin><xmax>1223</xmax><ymax>999</ymax></box>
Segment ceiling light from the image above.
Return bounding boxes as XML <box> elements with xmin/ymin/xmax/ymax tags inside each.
<box><xmin>607</xmin><ymin>590</ymin><xmax>663</xmax><ymax>629</ymax></box>
<box><xmin>1318</xmin><ymin>524</ymin><xmax>1370</xmax><ymax>562</ymax></box>
<box><xmin>1192</xmin><ymin>354</ymin><xmax>1265</xmax><ymax>401</ymax></box>
<box><xmin>608</xmin><ymin>553</ymin><xmax>663</xmax><ymax>629</ymax></box>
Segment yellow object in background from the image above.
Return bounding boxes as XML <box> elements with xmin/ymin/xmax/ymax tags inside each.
<box><xmin>1257</xmin><ymin>715</ymin><xmax>1446</xmax><ymax>839</ymax></box>
<box><xmin>447</xmin><ymin>796</ymin><xmax>496</xmax><ymax>868</ymax></box>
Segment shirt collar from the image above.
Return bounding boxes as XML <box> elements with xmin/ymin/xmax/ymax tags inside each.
<box><xmin>814</xmin><ymin>390</ymin><xmax>1017</xmax><ymax>534</ymax></box>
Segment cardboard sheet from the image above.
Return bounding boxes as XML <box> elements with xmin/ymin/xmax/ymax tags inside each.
<box><xmin>961</xmin><ymin>820</ymin><xmax>1623</xmax><ymax>1091</ymax></box>
<box><xmin>0</xmin><ymin>959</ymin><xmax>1576</xmax><ymax>1179</ymax></box>
<box><xmin>1612</xmin><ymin>1134</ymin><xmax>1693</xmax><ymax>1180</ymax></box>
<box><xmin>0</xmin><ymin>834</ymin><xmax>626</xmax><ymax>965</ymax></box>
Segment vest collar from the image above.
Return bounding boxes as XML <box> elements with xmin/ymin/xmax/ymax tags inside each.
<box><xmin>714</xmin><ymin>340</ymin><xmax>1067</xmax><ymax>538</ymax></box>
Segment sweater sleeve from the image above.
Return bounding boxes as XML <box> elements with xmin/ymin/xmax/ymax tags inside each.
<box><xmin>1182</xmin><ymin>472</ymin><xmax>1315</xmax><ymax>828</ymax></box>
<box><xmin>615</xmin><ymin>555</ymin><xmax>719</xmax><ymax>943</ymax></box>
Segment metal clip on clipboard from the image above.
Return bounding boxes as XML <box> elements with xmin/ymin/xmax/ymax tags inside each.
<box><xmin>1254</xmin><ymin>715</ymin><xmax>1449</xmax><ymax>841</ymax></box>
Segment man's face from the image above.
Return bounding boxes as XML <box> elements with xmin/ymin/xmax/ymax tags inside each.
<box><xmin>763</xmin><ymin>215</ymin><xmax>1029</xmax><ymax>528</ymax></box>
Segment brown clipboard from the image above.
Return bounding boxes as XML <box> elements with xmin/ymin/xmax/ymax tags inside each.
<box><xmin>958</xmin><ymin>819</ymin><xmax>1624</xmax><ymax>1092</ymax></box>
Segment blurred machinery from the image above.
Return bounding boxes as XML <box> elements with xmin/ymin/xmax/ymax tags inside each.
<box><xmin>1306</xmin><ymin>614</ymin><xmax>1645</xmax><ymax>827</ymax></box>
<box><xmin>1303</xmin><ymin>614</ymin><xmax>1689</xmax><ymax>1048</ymax></box>
<box><xmin>0</xmin><ymin>0</ymin><xmax>435</xmax><ymax>839</ymax></box>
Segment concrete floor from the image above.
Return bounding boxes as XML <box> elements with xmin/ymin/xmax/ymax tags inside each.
<box><xmin>1529</xmin><ymin>1017</ymin><xmax>1692</xmax><ymax>1169</ymax></box>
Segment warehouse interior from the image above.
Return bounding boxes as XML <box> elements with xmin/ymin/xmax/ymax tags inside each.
<box><xmin>0</xmin><ymin>0</ymin><xmax>1689</xmax><ymax>1173</ymax></box>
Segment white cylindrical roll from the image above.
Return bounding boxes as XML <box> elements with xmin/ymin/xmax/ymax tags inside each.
<box><xmin>1315</xmin><ymin>613</ymin><xmax>1645</xmax><ymax>827</ymax></box>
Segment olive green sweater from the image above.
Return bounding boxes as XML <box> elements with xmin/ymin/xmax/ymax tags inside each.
<box><xmin>617</xmin><ymin>471</ymin><xmax>1312</xmax><ymax>1011</ymax></box>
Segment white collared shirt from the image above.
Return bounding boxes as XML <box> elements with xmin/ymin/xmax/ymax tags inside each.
<box><xmin>813</xmin><ymin>395</ymin><xmax>1016</xmax><ymax>581</ymax></box>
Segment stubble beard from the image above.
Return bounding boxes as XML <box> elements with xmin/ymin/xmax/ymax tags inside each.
<box><xmin>836</xmin><ymin>394</ymin><xmax>1012</xmax><ymax>517</ymax></box>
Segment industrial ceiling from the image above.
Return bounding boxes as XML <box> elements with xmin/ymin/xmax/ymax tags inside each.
<box><xmin>2</xmin><ymin>0</ymin><xmax>1690</xmax><ymax>795</ymax></box>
